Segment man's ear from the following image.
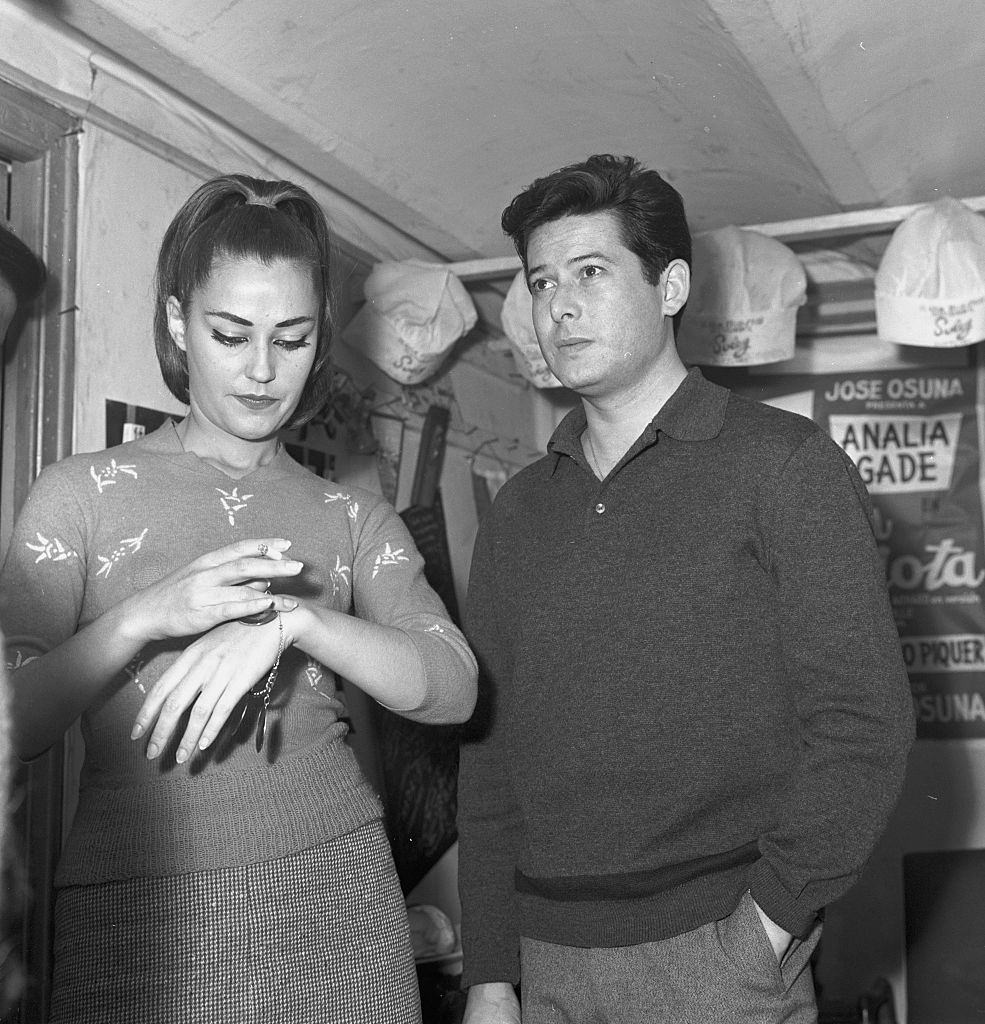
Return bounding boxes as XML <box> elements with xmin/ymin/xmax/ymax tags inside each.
<box><xmin>166</xmin><ymin>296</ymin><xmax>187</xmax><ymax>352</ymax></box>
<box><xmin>661</xmin><ymin>259</ymin><xmax>690</xmax><ymax>317</ymax></box>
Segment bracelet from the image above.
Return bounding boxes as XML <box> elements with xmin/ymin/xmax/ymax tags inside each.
<box><xmin>251</xmin><ymin>612</ymin><xmax>286</xmax><ymax>753</ymax></box>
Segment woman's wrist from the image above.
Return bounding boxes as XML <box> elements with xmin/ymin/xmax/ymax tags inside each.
<box><xmin>113</xmin><ymin>593</ymin><xmax>159</xmax><ymax>648</ymax></box>
<box><xmin>279</xmin><ymin>599</ymin><xmax>310</xmax><ymax>648</ymax></box>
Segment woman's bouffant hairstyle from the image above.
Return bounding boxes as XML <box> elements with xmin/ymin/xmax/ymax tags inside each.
<box><xmin>154</xmin><ymin>174</ymin><xmax>336</xmax><ymax>427</ymax></box>
<box><xmin>501</xmin><ymin>154</ymin><xmax>692</xmax><ymax>332</ymax></box>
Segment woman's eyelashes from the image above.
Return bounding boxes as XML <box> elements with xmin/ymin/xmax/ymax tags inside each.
<box><xmin>210</xmin><ymin>329</ymin><xmax>311</xmax><ymax>351</ymax></box>
<box><xmin>276</xmin><ymin>336</ymin><xmax>312</xmax><ymax>352</ymax></box>
<box><xmin>210</xmin><ymin>329</ymin><xmax>246</xmax><ymax>347</ymax></box>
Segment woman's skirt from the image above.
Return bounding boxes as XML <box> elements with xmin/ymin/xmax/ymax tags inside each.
<box><xmin>50</xmin><ymin>819</ymin><xmax>422</xmax><ymax>1024</ymax></box>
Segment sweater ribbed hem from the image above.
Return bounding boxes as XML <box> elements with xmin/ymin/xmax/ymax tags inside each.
<box><xmin>55</xmin><ymin>738</ymin><xmax>383</xmax><ymax>886</ymax></box>
<box><xmin>516</xmin><ymin>860</ymin><xmax>754</xmax><ymax>949</ymax></box>
<box><xmin>748</xmin><ymin>855</ymin><xmax>820</xmax><ymax>939</ymax></box>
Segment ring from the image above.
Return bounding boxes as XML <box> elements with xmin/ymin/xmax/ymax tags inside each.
<box><xmin>258</xmin><ymin>543</ymin><xmax>269</xmax><ymax>557</ymax></box>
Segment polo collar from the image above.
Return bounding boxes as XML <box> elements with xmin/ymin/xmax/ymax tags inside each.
<box><xmin>547</xmin><ymin>367</ymin><xmax>729</xmax><ymax>470</ymax></box>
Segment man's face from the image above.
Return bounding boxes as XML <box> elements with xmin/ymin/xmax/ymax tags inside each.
<box><xmin>0</xmin><ymin>277</ymin><xmax>16</xmax><ymax>346</ymax></box>
<box><xmin>525</xmin><ymin>210</ymin><xmax>686</xmax><ymax>401</ymax></box>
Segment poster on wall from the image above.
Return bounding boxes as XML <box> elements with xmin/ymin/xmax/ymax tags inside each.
<box><xmin>736</xmin><ymin>364</ymin><xmax>985</xmax><ymax>740</ymax></box>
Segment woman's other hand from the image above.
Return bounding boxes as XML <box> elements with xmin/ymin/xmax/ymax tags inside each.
<box><xmin>127</xmin><ymin>538</ymin><xmax>302</xmax><ymax>643</ymax></box>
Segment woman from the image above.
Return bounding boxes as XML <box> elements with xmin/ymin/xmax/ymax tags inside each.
<box><xmin>0</xmin><ymin>175</ymin><xmax>477</xmax><ymax>1022</ymax></box>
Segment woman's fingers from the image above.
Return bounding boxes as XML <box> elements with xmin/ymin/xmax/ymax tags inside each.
<box><xmin>198</xmin><ymin>683</ymin><xmax>255</xmax><ymax>753</ymax></box>
<box><xmin>140</xmin><ymin>655</ymin><xmax>233</xmax><ymax>762</ymax></box>
<box><xmin>185</xmin><ymin>539</ymin><xmax>304</xmax><ymax>591</ymax></box>
<box><xmin>132</xmin><ymin>648</ymin><xmax>194</xmax><ymax>742</ymax></box>
<box><xmin>174</xmin><ymin>671</ymin><xmax>241</xmax><ymax>764</ymax></box>
<box><xmin>213</xmin><ymin>553</ymin><xmax>305</xmax><ymax>586</ymax></box>
<box><xmin>192</xmin><ymin>538</ymin><xmax>294</xmax><ymax>571</ymax></box>
<box><xmin>134</xmin><ymin>651</ymin><xmax>215</xmax><ymax>756</ymax></box>
<box><xmin>132</xmin><ymin>619</ymin><xmax>283</xmax><ymax>762</ymax></box>
<box><xmin>210</xmin><ymin>591</ymin><xmax>299</xmax><ymax>620</ymax></box>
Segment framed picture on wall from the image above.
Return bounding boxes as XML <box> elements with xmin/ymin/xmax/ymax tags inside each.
<box><xmin>105</xmin><ymin>400</ymin><xmax>177</xmax><ymax>447</ymax></box>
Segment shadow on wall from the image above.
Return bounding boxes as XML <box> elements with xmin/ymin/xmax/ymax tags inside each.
<box><xmin>814</xmin><ymin>738</ymin><xmax>985</xmax><ymax>1016</ymax></box>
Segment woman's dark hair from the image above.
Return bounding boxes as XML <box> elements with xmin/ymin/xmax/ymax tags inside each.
<box><xmin>501</xmin><ymin>154</ymin><xmax>692</xmax><ymax>331</ymax></box>
<box><xmin>0</xmin><ymin>222</ymin><xmax>46</xmax><ymax>306</ymax></box>
<box><xmin>154</xmin><ymin>174</ymin><xmax>336</xmax><ymax>427</ymax></box>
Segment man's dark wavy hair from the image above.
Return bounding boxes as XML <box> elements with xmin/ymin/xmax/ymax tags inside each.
<box><xmin>153</xmin><ymin>174</ymin><xmax>336</xmax><ymax>428</ymax></box>
<box><xmin>501</xmin><ymin>154</ymin><xmax>692</xmax><ymax>331</ymax></box>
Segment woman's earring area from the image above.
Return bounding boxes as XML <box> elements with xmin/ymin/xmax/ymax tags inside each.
<box><xmin>165</xmin><ymin>295</ymin><xmax>187</xmax><ymax>350</ymax></box>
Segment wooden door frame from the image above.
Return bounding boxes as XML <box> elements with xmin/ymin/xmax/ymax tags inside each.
<box><xmin>0</xmin><ymin>76</ymin><xmax>78</xmax><ymax>1024</ymax></box>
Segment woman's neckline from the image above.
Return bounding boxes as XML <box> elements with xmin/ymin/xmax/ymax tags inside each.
<box><xmin>168</xmin><ymin>418</ymin><xmax>285</xmax><ymax>482</ymax></box>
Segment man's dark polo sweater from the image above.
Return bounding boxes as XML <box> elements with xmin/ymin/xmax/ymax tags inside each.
<box><xmin>457</xmin><ymin>368</ymin><xmax>914</xmax><ymax>988</ymax></box>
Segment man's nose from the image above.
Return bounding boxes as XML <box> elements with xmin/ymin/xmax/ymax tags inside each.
<box><xmin>550</xmin><ymin>284</ymin><xmax>579</xmax><ymax>323</ymax></box>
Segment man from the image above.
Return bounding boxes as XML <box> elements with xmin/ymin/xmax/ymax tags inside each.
<box><xmin>457</xmin><ymin>155</ymin><xmax>914</xmax><ymax>1023</ymax></box>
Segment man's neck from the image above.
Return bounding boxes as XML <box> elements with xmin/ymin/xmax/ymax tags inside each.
<box><xmin>581</xmin><ymin>353</ymin><xmax>688</xmax><ymax>473</ymax></box>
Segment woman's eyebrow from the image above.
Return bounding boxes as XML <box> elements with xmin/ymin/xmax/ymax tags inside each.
<box><xmin>205</xmin><ymin>310</ymin><xmax>314</xmax><ymax>328</ymax></box>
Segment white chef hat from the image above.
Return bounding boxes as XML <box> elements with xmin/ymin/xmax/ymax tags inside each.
<box><xmin>677</xmin><ymin>226</ymin><xmax>806</xmax><ymax>366</ymax></box>
<box><xmin>341</xmin><ymin>259</ymin><xmax>477</xmax><ymax>384</ymax></box>
<box><xmin>875</xmin><ymin>197</ymin><xmax>985</xmax><ymax>347</ymax></box>
<box><xmin>499</xmin><ymin>270</ymin><xmax>563</xmax><ymax>388</ymax></box>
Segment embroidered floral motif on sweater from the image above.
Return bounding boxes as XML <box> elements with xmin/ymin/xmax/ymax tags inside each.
<box><xmin>90</xmin><ymin>460</ymin><xmax>138</xmax><ymax>494</ymax></box>
<box><xmin>324</xmin><ymin>492</ymin><xmax>359</xmax><ymax>521</ymax></box>
<box><xmin>371</xmin><ymin>542</ymin><xmax>410</xmax><ymax>579</ymax></box>
<box><xmin>5</xmin><ymin>649</ymin><xmax>39</xmax><ymax>672</ymax></box>
<box><xmin>216</xmin><ymin>487</ymin><xmax>254</xmax><ymax>526</ymax></box>
<box><xmin>95</xmin><ymin>528</ymin><xmax>148</xmax><ymax>578</ymax></box>
<box><xmin>304</xmin><ymin>658</ymin><xmax>335</xmax><ymax>700</ymax></box>
<box><xmin>26</xmin><ymin>532</ymin><xmax>78</xmax><ymax>564</ymax></box>
<box><xmin>329</xmin><ymin>555</ymin><xmax>351</xmax><ymax>598</ymax></box>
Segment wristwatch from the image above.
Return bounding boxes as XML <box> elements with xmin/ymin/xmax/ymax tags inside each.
<box><xmin>240</xmin><ymin>606</ymin><xmax>278</xmax><ymax>626</ymax></box>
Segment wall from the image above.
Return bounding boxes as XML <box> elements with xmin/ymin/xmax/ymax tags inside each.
<box><xmin>818</xmin><ymin>738</ymin><xmax>985</xmax><ymax>1010</ymax></box>
<box><xmin>75</xmin><ymin>128</ymin><xmax>195</xmax><ymax>454</ymax></box>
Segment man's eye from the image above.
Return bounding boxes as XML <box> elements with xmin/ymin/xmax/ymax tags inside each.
<box><xmin>582</xmin><ymin>265</ymin><xmax>603</xmax><ymax>278</ymax></box>
<box><xmin>530</xmin><ymin>278</ymin><xmax>553</xmax><ymax>293</ymax></box>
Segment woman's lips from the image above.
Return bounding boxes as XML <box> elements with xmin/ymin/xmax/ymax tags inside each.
<box><xmin>234</xmin><ymin>394</ymin><xmax>278</xmax><ymax>409</ymax></box>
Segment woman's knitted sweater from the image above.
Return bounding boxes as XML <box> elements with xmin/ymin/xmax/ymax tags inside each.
<box><xmin>0</xmin><ymin>422</ymin><xmax>475</xmax><ymax>886</ymax></box>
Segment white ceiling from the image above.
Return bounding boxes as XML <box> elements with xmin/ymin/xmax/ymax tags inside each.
<box><xmin>53</xmin><ymin>0</ymin><xmax>985</xmax><ymax>266</ymax></box>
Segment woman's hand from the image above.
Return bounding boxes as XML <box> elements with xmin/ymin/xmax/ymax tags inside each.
<box><xmin>131</xmin><ymin>615</ymin><xmax>287</xmax><ymax>763</ymax></box>
<box><xmin>126</xmin><ymin>538</ymin><xmax>303</xmax><ymax>644</ymax></box>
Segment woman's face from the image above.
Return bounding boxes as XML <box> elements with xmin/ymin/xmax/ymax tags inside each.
<box><xmin>167</xmin><ymin>256</ymin><xmax>319</xmax><ymax>445</ymax></box>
